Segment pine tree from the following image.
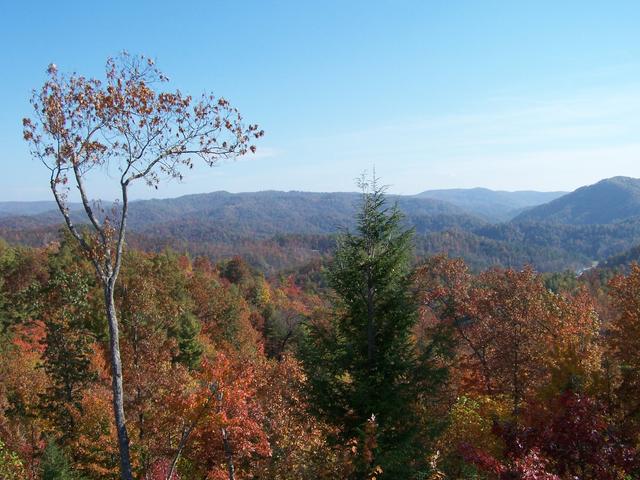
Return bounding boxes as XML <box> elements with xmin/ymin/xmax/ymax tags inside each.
<box><xmin>41</xmin><ymin>440</ymin><xmax>80</xmax><ymax>480</ymax></box>
<box><xmin>39</xmin><ymin>269</ymin><xmax>97</xmax><ymax>444</ymax></box>
<box><xmin>173</xmin><ymin>312</ymin><xmax>204</xmax><ymax>370</ymax></box>
<box><xmin>302</xmin><ymin>175</ymin><xmax>442</xmax><ymax>478</ymax></box>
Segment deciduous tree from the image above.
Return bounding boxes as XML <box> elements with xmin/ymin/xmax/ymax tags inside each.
<box><xmin>23</xmin><ymin>53</ymin><xmax>262</xmax><ymax>479</ymax></box>
<box><xmin>608</xmin><ymin>263</ymin><xmax>640</xmax><ymax>439</ymax></box>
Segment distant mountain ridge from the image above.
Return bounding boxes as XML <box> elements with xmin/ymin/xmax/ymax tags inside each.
<box><xmin>514</xmin><ymin>177</ymin><xmax>640</xmax><ymax>224</ymax></box>
<box><xmin>0</xmin><ymin>186</ymin><xmax>564</xmax><ymax>224</ymax></box>
<box><xmin>416</xmin><ymin>187</ymin><xmax>566</xmax><ymax>221</ymax></box>
<box><xmin>4</xmin><ymin>179</ymin><xmax>640</xmax><ymax>274</ymax></box>
<box><xmin>0</xmin><ymin>201</ymin><xmax>83</xmax><ymax>218</ymax></box>
<box><xmin>0</xmin><ymin>190</ymin><xmax>482</xmax><ymax>237</ymax></box>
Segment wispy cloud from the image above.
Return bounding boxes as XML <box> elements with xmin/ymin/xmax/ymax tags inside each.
<box><xmin>283</xmin><ymin>83</ymin><xmax>640</xmax><ymax>192</ymax></box>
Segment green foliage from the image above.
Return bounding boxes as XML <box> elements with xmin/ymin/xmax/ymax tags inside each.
<box><xmin>41</xmin><ymin>440</ymin><xmax>81</xmax><ymax>480</ymax></box>
<box><xmin>0</xmin><ymin>439</ymin><xmax>27</xmax><ymax>480</ymax></box>
<box><xmin>0</xmin><ymin>242</ymin><xmax>47</xmax><ymax>331</ymax></box>
<box><xmin>39</xmin><ymin>268</ymin><xmax>97</xmax><ymax>443</ymax></box>
<box><xmin>302</xmin><ymin>176</ymin><xmax>444</xmax><ymax>478</ymax></box>
<box><xmin>543</xmin><ymin>270</ymin><xmax>581</xmax><ymax>293</ymax></box>
<box><xmin>173</xmin><ymin>312</ymin><xmax>203</xmax><ymax>369</ymax></box>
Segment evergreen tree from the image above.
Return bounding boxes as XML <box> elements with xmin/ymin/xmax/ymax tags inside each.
<box><xmin>41</xmin><ymin>440</ymin><xmax>79</xmax><ymax>480</ymax></box>
<box><xmin>173</xmin><ymin>312</ymin><xmax>204</xmax><ymax>369</ymax></box>
<box><xmin>39</xmin><ymin>269</ymin><xmax>97</xmax><ymax>444</ymax></box>
<box><xmin>302</xmin><ymin>175</ymin><xmax>443</xmax><ymax>478</ymax></box>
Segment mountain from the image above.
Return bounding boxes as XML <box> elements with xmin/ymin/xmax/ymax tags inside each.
<box><xmin>4</xmin><ymin>183</ymin><xmax>640</xmax><ymax>274</ymax></box>
<box><xmin>0</xmin><ymin>191</ymin><xmax>487</xmax><ymax>275</ymax></box>
<box><xmin>127</xmin><ymin>190</ymin><xmax>479</xmax><ymax>235</ymax></box>
<box><xmin>0</xmin><ymin>191</ymin><xmax>484</xmax><ymax>238</ymax></box>
<box><xmin>597</xmin><ymin>242</ymin><xmax>640</xmax><ymax>272</ymax></box>
<box><xmin>0</xmin><ymin>201</ymin><xmax>84</xmax><ymax>218</ymax></box>
<box><xmin>514</xmin><ymin>177</ymin><xmax>640</xmax><ymax>225</ymax></box>
<box><xmin>119</xmin><ymin>189</ymin><xmax>640</xmax><ymax>273</ymax></box>
<box><xmin>415</xmin><ymin>187</ymin><xmax>566</xmax><ymax>221</ymax></box>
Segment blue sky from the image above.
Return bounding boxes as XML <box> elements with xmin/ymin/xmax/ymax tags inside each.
<box><xmin>1</xmin><ymin>0</ymin><xmax>640</xmax><ymax>200</ymax></box>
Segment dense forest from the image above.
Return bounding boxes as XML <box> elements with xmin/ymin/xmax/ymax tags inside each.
<box><xmin>3</xmin><ymin>180</ymin><xmax>640</xmax><ymax>479</ymax></box>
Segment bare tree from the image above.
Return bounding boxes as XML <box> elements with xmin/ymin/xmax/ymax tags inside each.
<box><xmin>22</xmin><ymin>53</ymin><xmax>263</xmax><ymax>480</ymax></box>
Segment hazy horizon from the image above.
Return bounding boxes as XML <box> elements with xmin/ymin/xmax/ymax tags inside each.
<box><xmin>0</xmin><ymin>183</ymin><xmax>575</xmax><ymax>205</ymax></box>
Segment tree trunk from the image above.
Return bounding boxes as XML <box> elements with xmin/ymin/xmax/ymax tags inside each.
<box><xmin>104</xmin><ymin>281</ymin><xmax>134</xmax><ymax>480</ymax></box>
<box><xmin>221</xmin><ymin>427</ymin><xmax>235</xmax><ymax>480</ymax></box>
<box><xmin>367</xmin><ymin>280</ymin><xmax>375</xmax><ymax>364</ymax></box>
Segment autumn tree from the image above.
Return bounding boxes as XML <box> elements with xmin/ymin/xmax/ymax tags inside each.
<box><xmin>0</xmin><ymin>439</ymin><xmax>28</xmax><ymax>480</ymax></box>
<box><xmin>188</xmin><ymin>259</ymin><xmax>261</xmax><ymax>355</ymax></box>
<box><xmin>163</xmin><ymin>353</ymin><xmax>271</xmax><ymax>480</ymax></box>
<box><xmin>115</xmin><ymin>251</ymin><xmax>192</xmax><ymax>476</ymax></box>
<box><xmin>0</xmin><ymin>319</ymin><xmax>50</xmax><ymax>478</ymax></box>
<box><xmin>608</xmin><ymin>263</ymin><xmax>640</xmax><ymax>440</ymax></box>
<box><xmin>418</xmin><ymin>261</ymin><xmax>601</xmax><ymax>414</ymax></box>
<box><xmin>253</xmin><ymin>355</ymin><xmax>349</xmax><ymax>479</ymax></box>
<box><xmin>22</xmin><ymin>53</ymin><xmax>263</xmax><ymax>480</ymax></box>
<box><xmin>264</xmin><ymin>276</ymin><xmax>316</xmax><ymax>360</ymax></box>
<box><xmin>462</xmin><ymin>391</ymin><xmax>638</xmax><ymax>479</ymax></box>
<box><xmin>0</xmin><ymin>242</ymin><xmax>49</xmax><ymax>332</ymax></box>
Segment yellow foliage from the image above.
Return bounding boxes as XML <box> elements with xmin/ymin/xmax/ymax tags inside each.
<box><xmin>438</xmin><ymin>394</ymin><xmax>511</xmax><ymax>460</ymax></box>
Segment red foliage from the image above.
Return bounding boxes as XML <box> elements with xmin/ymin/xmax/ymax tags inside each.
<box><xmin>171</xmin><ymin>353</ymin><xmax>270</xmax><ymax>478</ymax></box>
<box><xmin>147</xmin><ymin>458</ymin><xmax>180</xmax><ymax>480</ymax></box>
<box><xmin>461</xmin><ymin>391</ymin><xmax>637</xmax><ymax>479</ymax></box>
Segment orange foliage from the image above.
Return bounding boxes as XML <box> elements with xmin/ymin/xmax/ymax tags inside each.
<box><xmin>169</xmin><ymin>352</ymin><xmax>270</xmax><ymax>479</ymax></box>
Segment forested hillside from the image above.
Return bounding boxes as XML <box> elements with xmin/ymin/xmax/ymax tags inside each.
<box><xmin>416</xmin><ymin>187</ymin><xmax>566</xmax><ymax>221</ymax></box>
<box><xmin>0</xmin><ymin>192</ymin><xmax>467</xmax><ymax>233</ymax></box>
<box><xmin>3</xmin><ymin>189</ymin><xmax>640</xmax><ymax>478</ymax></box>
<box><xmin>4</xmin><ymin>181</ymin><xmax>640</xmax><ymax>274</ymax></box>
<box><xmin>514</xmin><ymin>176</ymin><xmax>640</xmax><ymax>224</ymax></box>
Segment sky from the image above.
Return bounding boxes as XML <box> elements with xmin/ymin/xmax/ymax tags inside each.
<box><xmin>1</xmin><ymin>0</ymin><xmax>640</xmax><ymax>200</ymax></box>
